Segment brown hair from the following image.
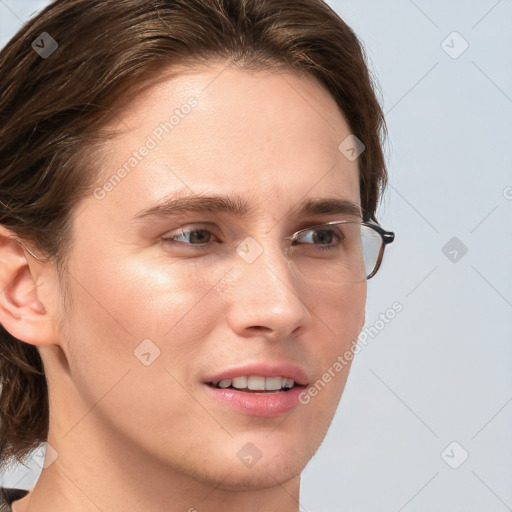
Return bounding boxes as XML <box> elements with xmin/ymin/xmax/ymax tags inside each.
<box><xmin>0</xmin><ymin>0</ymin><xmax>387</xmax><ymax>469</ymax></box>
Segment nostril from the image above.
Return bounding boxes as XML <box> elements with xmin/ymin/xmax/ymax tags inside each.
<box><xmin>250</xmin><ymin>326</ymin><xmax>270</xmax><ymax>332</ymax></box>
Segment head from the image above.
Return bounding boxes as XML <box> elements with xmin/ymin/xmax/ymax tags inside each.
<box><xmin>0</xmin><ymin>0</ymin><xmax>387</xmax><ymax>490</ymax></box>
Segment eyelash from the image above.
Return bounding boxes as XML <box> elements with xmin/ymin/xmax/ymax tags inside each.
<box><xmin>294</xmin><ymin>227</ymin><xmax>344</xmax><ymax>251</ymax></box>
<box><xmin>162</xmin><ymin>227</ymin><xmax>220</xmax><ymax>251</ymax></box>
<box><xmin>161</xmin><ymin>225</ymin><xmax>344</xmax><ymax>252</ymax></box>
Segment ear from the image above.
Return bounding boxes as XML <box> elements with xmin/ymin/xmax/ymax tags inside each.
<box><xmin>0</xmin><ymin>225</ymin><xmax>57</xmax><ymax>346</ymax></box>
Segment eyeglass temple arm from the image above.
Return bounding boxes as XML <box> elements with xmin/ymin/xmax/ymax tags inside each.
<box><xmin>382</xmin><ymin>231</ymin><xmax>395</xmax><ymax>244</ymax></box>
<box><xmin>363</xmin><ymin>212</ymin><xmax>395</xmax><ymax>245</ymax></box>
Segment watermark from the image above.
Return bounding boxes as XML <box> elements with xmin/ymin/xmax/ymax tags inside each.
<box><xmin>338</xmin><ymin>134</ymin><xmax>365</xmax><ymax>161</ymax></box>
<box><xmin>441</xmin><ymin>31</ymin><xmax>469</xmax><ymax>60</ymax></box>
<box><xmin>299</xmin><ymin>301</ymin><xmax>403</xmax><ymax>405</ymax></box>
<box><xmin>133</xmin><ymin>338</ymin><xmax>161</xmax><ymax>366</ymax></box>
<box><xmin>32</xmin><ymin>441</ymin><xmax>59</xmax><ymax>469</ymax></box>
<box><xmin>503</xmin><ymin>186</ymin><xmax>512</xmax><ymax>200</ymax></box>
<box><xmin>442</xmin><ymin>236</ymin><xmax>468</xmax><ymax>263</ymax></box>
<box><xmin>237</xmin><ymin>442</ymin><xmax>262</xmax><ymax>468</ymax></box>
<box><xmin>93</xmin><ymin>96</ymin><xmax>198</xmax><ymax>200</ymax></box>
<box><xmin>31</xmin><ymin>32</ymin><xmax>58</xmax><ymax>59</ymax></box>
<box><xmin>236</xmin><ymin>236</ymin><xmax>264</xmax><ymax>264</ymax></box>
<box><xmin>441</xmin><ymin>441</ymin><xmax>469</xmax><ymax>469</ymax></box>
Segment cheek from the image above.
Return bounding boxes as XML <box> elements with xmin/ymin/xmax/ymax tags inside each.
<box><xmin>67</xmin><ymin>253</ymin><xmax>217</xmax><ymax>338</ymax></box>
<box><xmin>59</xmin><ymin>252</ymin><xmax>236</xmax><ymax>416</ymax></box>
<box><xmin>307</xmin><ymin>280</ymin><xmax>366</xmax><ymax>348</ymax></box>
<box><xmin>302</xmin><ymin>281</ymin><xmax>366</xmax><ymax>406</ymax></box>
<box><xmin>58</xmin><ymin>256</ymin><xmax>229</xmax><ymax>443</ymax></box>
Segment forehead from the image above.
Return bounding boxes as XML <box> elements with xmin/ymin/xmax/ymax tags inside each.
<box><xmin>92</xmin><ymin>62</ymin><xmax>360</xmax><ymax>221</ymax></box>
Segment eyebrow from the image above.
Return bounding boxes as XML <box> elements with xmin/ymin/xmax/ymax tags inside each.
<box><xmin>133</xmin><ymin>190</ymin><xmax>362</xmax><ymax>221</ymax></box>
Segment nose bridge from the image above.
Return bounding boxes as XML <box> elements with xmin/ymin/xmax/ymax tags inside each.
<box><xmin>233</xmin><ymin>229</ymin><xmax>296</xmax><ymax>291</ymax></box>
<box><xmin>225</xmin><ymin>228</ymin><xmax>311</xmax><ymax>336</ymax></box>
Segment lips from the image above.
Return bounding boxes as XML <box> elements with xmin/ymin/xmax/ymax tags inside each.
<box><xmin>203</xmin><ymin>363</ymin><xmax>309</xmax><ymax>417</ymax></box>
<box><xmin>204</xmin><ymin>363</ymin><xmax>309</xmax><ymax>390</ymax></box>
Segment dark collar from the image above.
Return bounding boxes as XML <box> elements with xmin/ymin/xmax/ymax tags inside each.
<box><xmin>0</xmin><ymin>487</ymin><xmax>29</xmax><ymax>511</ymax></box>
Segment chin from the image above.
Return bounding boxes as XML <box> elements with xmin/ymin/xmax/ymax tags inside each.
<box><xmin>207</xmin><ymin>457</ymin><xmax>307</xmax><ymax>492</ymax></box>
<box><xmin>194</xmin><ymin>432</ymin><xmax>323</xmax><ymax>492</ymax></box>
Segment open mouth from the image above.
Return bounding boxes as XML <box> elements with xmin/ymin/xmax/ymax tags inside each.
<box><xmin>206</xmin><ymin>376</ymin><xmax>298</xmax><ymax>393</ymax></box>
<box><xmin>204</xmin><ymin>371</ymin><xmax>308</xmax><ymax>416</ymax></box>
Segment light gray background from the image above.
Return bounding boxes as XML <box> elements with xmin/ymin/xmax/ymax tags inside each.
<box><xmin>1</xmin><ymin>1</ymin><xmax>511</xmax><ymax>511</ymax></box>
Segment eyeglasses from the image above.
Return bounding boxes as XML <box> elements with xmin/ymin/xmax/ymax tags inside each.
<box><xmin>281</xmin><ymin>214</ymin><xmax>395</xmax><ymax>285</ymax></box>
<box><xmin>161</xmin><ymin>214</ymin><xmax>394</xmax><ymax>287</ymax></box>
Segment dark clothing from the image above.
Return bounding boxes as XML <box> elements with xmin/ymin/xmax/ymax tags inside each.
<box><xmin>0</xmin><ymin>487</ymin><xmax>29</xmax><ymax>512</ymax></box>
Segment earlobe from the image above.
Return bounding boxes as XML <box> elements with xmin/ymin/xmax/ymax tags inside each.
<box><xmin>0</xmin><ymin>225</ymin><xmax>55</xmax><ymax>346</ymax></box>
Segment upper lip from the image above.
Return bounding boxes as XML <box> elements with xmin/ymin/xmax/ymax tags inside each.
<box><xmin>204</xmin><ymin>362</ymin><xmax>309</xmax><ymax>386</ymax></box>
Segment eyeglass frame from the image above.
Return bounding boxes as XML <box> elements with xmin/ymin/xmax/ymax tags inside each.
<box><xmin>283</xmin><ymin>211</ymin><xmax>395</xmax><ymax>281</ymax></box>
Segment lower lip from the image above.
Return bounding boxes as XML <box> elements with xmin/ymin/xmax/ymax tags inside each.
<box><xmin>204</xmin><ymin>384</ymin><xmax>306</xmax><ymax>417</ymax></box>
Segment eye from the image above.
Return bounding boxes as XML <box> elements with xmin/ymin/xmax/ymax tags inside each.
<box><xmin>293</xmin><ymin>225</ymin><xmax>345</xmax><ymax>251</ymax></box>
<box><xmin>162</xmin><ymin>226</ymin><xmax>220</xmax><ymax>249</ymax></box>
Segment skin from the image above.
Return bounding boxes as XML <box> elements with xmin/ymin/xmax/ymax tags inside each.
<box><xmin>0</xmin><ymin>61</ymin><xmax>366</xmax><ymax>512</ymax></box>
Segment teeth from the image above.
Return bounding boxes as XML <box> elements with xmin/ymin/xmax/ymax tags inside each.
<box><xmin>213</xmin><ymin>376</ymin><xmax>295</xmax><ymax>391</ymax></box>
<box><xmin>247</xmin><ymin>376</ymin><xmax>266</xmax><ymax>390</ymax></box>
<box><xmin>232</xmin><ymin>376</ymin><xmax>248</xmax><ymax>389</ymax></box>
<box><xmin>265</xmin><ymin>377</ymin><xmax>282</xmax><ymax>390</ymax></box>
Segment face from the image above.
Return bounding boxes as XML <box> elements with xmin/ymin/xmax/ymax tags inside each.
<box><xmin>47</xmin><ymin>62</ymin><xmax>366</xmax><ymax>490</ymax></box>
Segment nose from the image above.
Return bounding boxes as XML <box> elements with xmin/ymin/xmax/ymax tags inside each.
<box><xmin>225</xmin><ymin>236</ymin><xmax>313</xmax><ymax>341</ymax></box>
